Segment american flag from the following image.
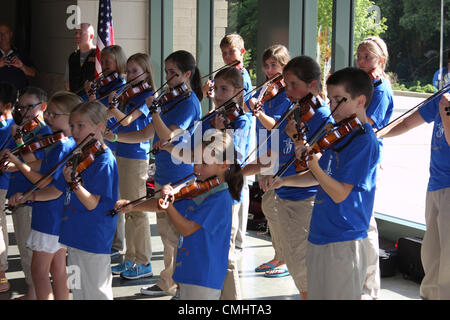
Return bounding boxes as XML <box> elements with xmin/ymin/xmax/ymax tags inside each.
<box><xmin>95</xmin><ymin>0</ymin><xmax>115</xmax><ymax>79</ymax></box>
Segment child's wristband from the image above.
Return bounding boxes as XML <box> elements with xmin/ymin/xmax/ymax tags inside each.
<box><xmin>16</xmin><ymin>142</ymin><xmax>24</xmax><ymax>147</ymax></box>
<box><xmin>112</xmin><ymin>133</ymin><xmax>118</xmax><ymax>142</ymax></box>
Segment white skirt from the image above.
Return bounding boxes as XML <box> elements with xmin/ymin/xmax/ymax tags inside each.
<box><xmin>26</xmin><ymin>229</ymin><xmax>64</xmax><ymax>254</ymax></box>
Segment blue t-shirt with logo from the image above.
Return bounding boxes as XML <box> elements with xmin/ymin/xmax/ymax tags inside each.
<box><xmin>418</xmin><ymin>87</ymin><xmax>450</xmax><ymax>191</ymax></box>
<box><xmin>274</xmin><ymin>101</ymin><xmax>333</xmax><ymax>201</ymax></box>
<box><xmin>308</xmin><ymin>123</ymin><xmax>380</xmax><ymax>245</ymax></box>
<box><xmin>53</xmin><ymin>147</ymin><xmax>119</xmax><ymax>254</ymax></box>
<box><xmin>31</xmin><ymin>137</ymin><xmax>77</xmax><ymax>236</ymax></box>
<box><xmin>116</xmin><ymin>90</ymin><xmax>153</xmax><ymax>160</ymax></box>
<box><xmin>172</xmin><ymin>184</ymin><xmax>232</xmax><ymax>290</ymax></box>
<box><xmin>154</xmin><ymin>92</ymin><xmax>201</xmax><ymax>186</ymax></box>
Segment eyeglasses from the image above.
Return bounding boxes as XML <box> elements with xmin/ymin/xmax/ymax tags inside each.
<box><xmin>16</xmin><ymin>102</ymin><xmax>42</xmax><ymax>110</ymax></box>
<box><xmin>44</xmin><ymin>111</ymin><xmax>69</xmax><ymax>119</ymax></box>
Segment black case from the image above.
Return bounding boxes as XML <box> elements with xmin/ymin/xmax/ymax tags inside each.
<box><xmin>397</xmin><ymin>237</ymin><xmax>425</xmax><ymax>283</ymax></box>
<box><xmin>379</xmin><ymin>247</ymin><xmax>398</xmax><ymax>277</ymax></box>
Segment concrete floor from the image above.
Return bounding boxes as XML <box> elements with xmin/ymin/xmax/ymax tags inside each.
<box><xmin>1</xmin><ymin>213</ymin><xmax>420</xmax><ymax>301</ymax></box>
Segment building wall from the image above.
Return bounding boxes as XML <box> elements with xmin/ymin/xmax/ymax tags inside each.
<box><xmin>26</xmin><ymin>0</ymin><xmax>228</xmax><ymax>95</ymax></box>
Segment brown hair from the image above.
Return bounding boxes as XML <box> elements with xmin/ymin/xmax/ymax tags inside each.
<box><xmin>262</xmin><ymin>44</ymin><xmax>290</xmax><ymax>68</ymax></box>
<box><xmin>283</xmin><ymin>56</ymin><xmax>325</xmax><ymax>99</ymax></box>
<box><xmin>214</xmin><ymin>67</ymin><xmax>244</xmax><ymax>107</ymax></box>
<box><xmin>201</xmin><ymin>130</ymin><xmax>243</xmax><ymax>201</ymax></box>
<box><xmin>220</xmin><ymin>34</ymin><xmax>245</xmax><ymax>51</ymax></box>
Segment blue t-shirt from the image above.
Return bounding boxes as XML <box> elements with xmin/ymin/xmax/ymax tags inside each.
<box><xmin>31</xmin><ymin>137</ymin><xmax>77</xmax><ymax>236</ymax></box>
<box><xmin>53</xmin><ymin>147</ymin><xmax>119</xmax><ymax>254</ymax></box>
<box><xmin>308</xmin><ymin>123</ymin><xmax>380</xmax><ymax>245</ymax></box>
<box><xmin>116</xmin><ymin>90</ymin><xmax>153</xmax><ymax>160</ymax></box>
<box><xmin>199</xmin><ymin>111</ymin><xmax>252</xmax><ymax>204</ymax></box>
<box><xmin>96</xmin><ymin>76</ymin><xmax>127</xmax><ymax>152</ymax></box>
<box><xmin>7</xmin><ymin>122</ymin><xmax>53</xmax><ymax>199</ymax></box>
<box><xmin>241</xmin><ymin>68</ymin><xmax>253</xmax><ymax>102</ymax></box>
<box><xmin>275</xmin><ymin>101</ymin><xmax>333</xmax><ymax>201</ymax></box>
<box><xmin>0</xmin><ymin>118</ymin><xmax>14</xmax><ymax>190</ymax></box>
<box><xmin>173</xmin><ymin>184</ymin><xmax>232</xmax><ymax>290</ymax></box>
<box><xmin>366</xmin><ymin>77</ymin><xmax>394</xmax><ymax>151</ymax></box>
<box><xmin>154</xmin><ymin>92</ymin><xmax>202</xmax><ymax>186</ymax></box>
<box><xmin>418</xmin><ymin>87</ymin><xmax>450</xmax><ymax>191</ymax></box>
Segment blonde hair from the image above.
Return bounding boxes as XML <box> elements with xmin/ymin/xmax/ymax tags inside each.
<box><xmin>101</xmin><ymin>45</ymin><xmax>127</xmax><ymax>77</ymax></box>
<box><xmin>358</xmin><ymin>36</ymin><xmax>389</xmax><ymax>75</ymax></box>
<box><xmin>70</xmin><ymin>101</ymin><xmax>107</xmax><ymax>130</ymax></box>
<box><xmin>220</xmin><ymin>34</ymin><xmax>245</xmax><ymax>50</ymax></box>
<box><xmin>214</xmin><ymin>67</ymin><xmax>244</xmax><ymax>106</ymax></box>
<box><xmin>127</xmin><ymin>53</ymin><xmax>156</xmax><ymax>92</ymax></box>
<box><xmin>262</xmin><ymin>44</ymin><xmax>291</xmax><ymax>68</ymax></box>
<box><xmin>49</xmin><ymin>91</ymin><xmax>83</xmax><ymax>114</ymax></box>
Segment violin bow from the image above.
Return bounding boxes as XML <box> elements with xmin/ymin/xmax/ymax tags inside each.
<box><xmin>376</xmin><ymin>83</ymin><xmax>450</xmax><ymax>136</ymax></box>
<box><xmin>9</xmin><ymin>133</ymin><xmax>96</xmax><ymax>209</ymax></box>
<box><xmin>200</xmin><ymin>61</ymin><xmax>240</xmax><ymax>80</ymax></box>
<box><xmin>73</xmin><ymin>71</ymin><xmax>105</xmax><ymax>96</ymax></box>
<box><xmin>108</xmin><ymin>172</ymin><xmax>196</xmax><ymax>216</ymax></box>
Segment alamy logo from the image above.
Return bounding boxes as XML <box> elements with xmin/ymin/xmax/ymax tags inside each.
<box><xmin>66</xmin><ymin>5</ymin><xmax>81</xmax><ymax>30</ymax></box>
<box><xmin>67</xmin><ymin>265</ymin><xmax>81</xmax><ymax>290</ymax></box>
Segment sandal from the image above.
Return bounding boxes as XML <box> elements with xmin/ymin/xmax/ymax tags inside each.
<box><xmin>255</xmin><ymin>262</ymin><xmax>276</xmax><ymax>273</ymax></box>
<box><xmin>264</xmin><ymin>266</ymin><xmax>290</xmax><ymax>278</ymax></box>
<box><xmin>0</xmin><ymin>277</ymin><xmax>10</xmax><ymax>293</ymax></box>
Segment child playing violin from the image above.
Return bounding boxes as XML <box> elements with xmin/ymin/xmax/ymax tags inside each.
<box><xmin>0</xmin><ymin>86</ymin><xmax>52</xmax><ymax>300</ymax></box>
<box><xmin>356</xmin><ymin>36</ymin><xmax>394</xmax><ymax>299</ymax></box>
<box><xmin>105</xmin><ymin>50</ymin><xmax>202</xmax><ymax>297</ymax></box>
<box><xmin>106</xmin><ymin>53</ymin><xmax>155</xmax><ymax>280</ymax></box>
<box><xmin>0</xmin><ymin>82</ymin><xmax>16</xmax><ymax>293</ymax></box>
<box><xmin>84</xmin><ymin>44</ymin><xmax>127</xmax><ymax>154</ymax></box>
<box><xmin>114</xmin><ymin>130</ymin><xmax>243</xmax><ymax>300</ymax></box>
<box><xmin>378</xmin><ymin>90</ymin><xmax>450</xmax><ymax>299</ymax></box>
<box><xmin>196</xmin><ymin>66</ymin><xmax>251</xmax><ymax>300</ymax></box>
<box><xmin>263</xmin><ymin>67</ymin><xmax>379</xmax><ymax>299</ymax></box>
<box><xmin>245</xmin><ymin>55</ymin><xmax>333</xmax><ymax>300</ymax></box>
<box><xmin>6</xmin><ymin>92</ymin><xmax>82</xmax><ymax>299</ymax></box>
<box><xmin>10</xmin><ymin>101</ymin><xmax>119</xmax><ymax>300</ymax></box>
<box><xmin>244</xmin><ymin>44</ymin><xmax>292</xmax><ymax>279</ymax></box>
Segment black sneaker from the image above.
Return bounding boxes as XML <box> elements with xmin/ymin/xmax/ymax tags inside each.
<box><xmin>140</xmin><ymin>284</ymin><xmax>169</xmax><ymax>297</ymax></box>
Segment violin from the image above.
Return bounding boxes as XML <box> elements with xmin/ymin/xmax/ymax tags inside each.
<box><xmin>294</xmin><ymin>114</ymin><xmax>363</xmax><ymax>171</ymax></box>
<box><xmin>367</xmin><ymin>69</ymin><xmax>382</xmax><ymax>87</ymax></box>
<box><xmin>66</xmin><ymin>139</ymin><xmax>105</xmax><ymax>190</ymax></box>
<box><xmin>252</xmin><ymin>74</ymin><xmax>285</xmax><ymax>115</ymax></box>
<box><xmin>18</xmin><ymin>131</ymin><xmax>66</xmax><ymax>154</ymax></box>
<box><xmin>14</xmin><ymin>115</ymin><xmax>45</xmax><ymax>140</ymax></box>
<box><xmin>0</xmin><ymin>113</ymin><xmax>7</xmax><ymax>124</ymax></box>
<box><xmin>110</xmin><ymin>81</ymin><xmax>152</xmax><ymax>108</ymax></box>
<box><xmin>211</xmin><ymin>100</ymin><xmax>244</xmax><ymax>129</ymax></box>
<box><xmin>150</xmin><ymin>83</ymin><xmax>190</xmax><ymax>114</ymax></box>
<box><xmin>158</xmin><ymin>176</ymin><xmax>222</xmax><ymax>210</ymax></box>
<box><xmin>89</xmin><ymin>72</ymin><xmax>119</xmax><ymax>96</ymax></box>
<box><xmin>287</xmin><ymin>93</ymin><xmax>320</xmax><ymax>141</ymax></box>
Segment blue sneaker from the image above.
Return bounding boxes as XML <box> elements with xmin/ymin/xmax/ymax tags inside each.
<box><xmin>120</xmin><ymin>263</ymin><xmax>153</xmax><ymax>280</ymax></box>
<box><xmin>111</xmin><ymin>260</ymin><xmax>133</xmax><ymax>275</ymax></box>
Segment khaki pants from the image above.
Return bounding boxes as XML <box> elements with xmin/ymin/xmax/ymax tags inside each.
<box><xmin>179</xmin><ymin>283</ymin><xmax>221</xmax><ymax>300</ymax></box>
<box><xmin>0</xmin><ymin>189</ymin><xmax>8</xmax><ymax>272</ymax></box>
<box><xmin>235</xmin><ymin>177</ymin><xmax>249</xmax><ymax>249</ymax></box>
<box><xmin>220</xmin><ymin>202</ymin><xmax>242</xmax><ymax>300</ymax></box>
<box><xmin>261</xmin><ymin>190</ymin><xmax>284</xmax><ymax>262</ymax></box>
<box><xmin>420</xmin><ymin>188</ymin><xmax>450</xmax><ymax>300</ymax></box>
<box><xmin>362</xmin><ymin>212</ymin><xmax>380</xmax><ymax>298</ymax></box>
<box><xmin>307</xmin><ymin>238</ymin><xmax>368</xmax><ymax>300</ymax></box>
<box><xmin>67</xmin><ymin>246</ymin><xmax>113</xmax><ymax>300</ymax></box>
<box><xmin>116</xmin><ymin>156</ymin><xmax>151</xmax><ymax>265</ymax></box>
<box><xmin>155</xmin><ymin>183</ymin><xmax>179</xmax><ymax>295</ymax></box>
<box><xmin>11</xmin><ymin>204</ymin><xmax>33</xmax><ymax>285</ymax></box>
<box><xmin>277</xmin><ymin>196</ymin><xmax>314</xmax><ymax>293</ymax></box>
